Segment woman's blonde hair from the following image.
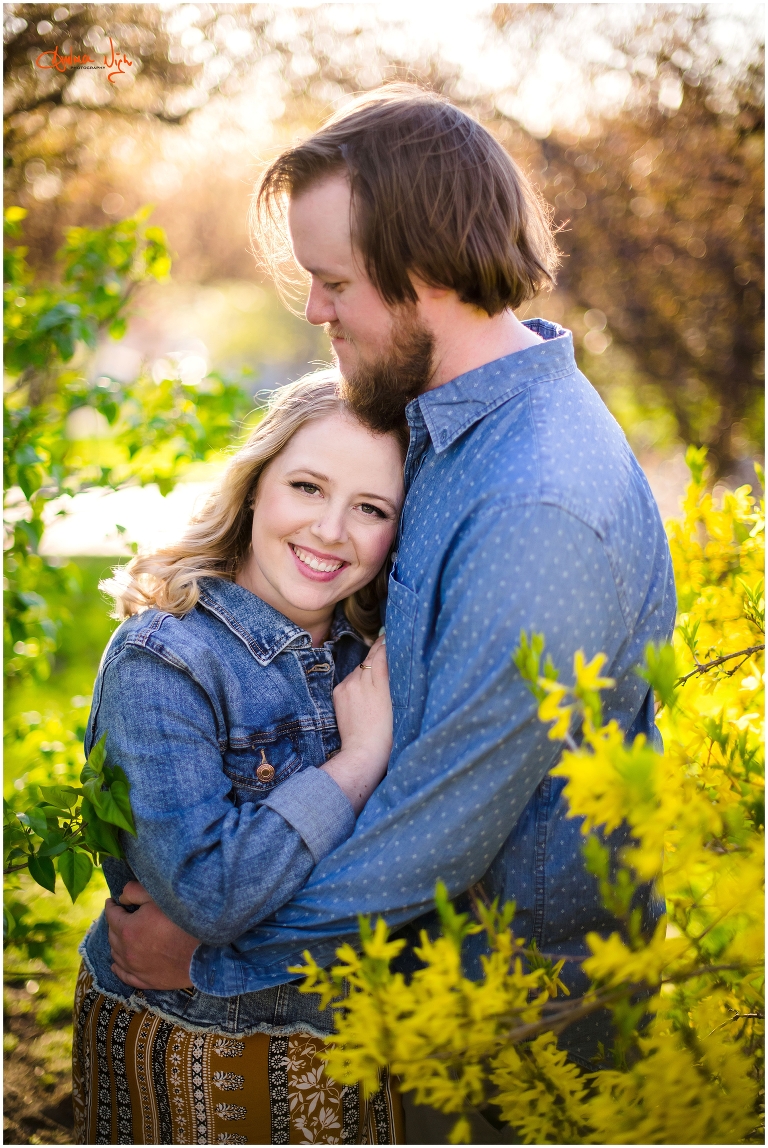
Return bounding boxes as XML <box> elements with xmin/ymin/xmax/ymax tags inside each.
<box><xmin>104</xmin><ymin>369</ymin><xmax>407</xmax><ymax>642</ymax></box>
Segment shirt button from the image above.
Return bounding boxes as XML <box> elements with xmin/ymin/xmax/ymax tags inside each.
<box><xmin>440</xmin><ymin>429</ymin><xmax>448</xmax><ymax>442</ymax></box>
<box><xmin>256</xmin><ymin>763</ymin><xmax>275</xmax><ymax>783</ymax></box>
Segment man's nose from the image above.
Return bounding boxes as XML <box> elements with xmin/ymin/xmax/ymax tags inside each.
<box><xmin>305</xmin><ymin>279</ymin><xmax>336</xmax><ymax>327</ymax></box>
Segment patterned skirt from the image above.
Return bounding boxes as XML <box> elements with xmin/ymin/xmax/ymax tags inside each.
<box><xmin>72</xmin><ymin>964</ymin><xmax>403</xmax><ymax>1145</ymax></box>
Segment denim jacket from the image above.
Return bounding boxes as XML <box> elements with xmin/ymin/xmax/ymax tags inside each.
<box><xmin>186</xmin><ymin>321</ymin><xmax>676</xmax><ymax>1065</ymax></box>
<box><xmin>81</xmin><ymin>579</ymin><xmax>367</xmax><ymax>1036</ymax></box>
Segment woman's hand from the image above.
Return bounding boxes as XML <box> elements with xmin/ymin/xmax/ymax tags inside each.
<box><xmin>321</xmin><ymin>636</ymin><xmax>393</xmax><ymax>814</ymax></box>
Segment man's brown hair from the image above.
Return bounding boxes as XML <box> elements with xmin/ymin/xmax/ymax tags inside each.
<box><xmin>252</xmin><ymin>84</ymin><xmax>559</xmax><ymax>315</ymax></box>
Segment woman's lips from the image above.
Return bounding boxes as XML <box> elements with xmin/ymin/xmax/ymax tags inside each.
<box><xmin>289</xmin><ymin>543</ymin><xmax>350</xmax><ymax>582</ymax></box>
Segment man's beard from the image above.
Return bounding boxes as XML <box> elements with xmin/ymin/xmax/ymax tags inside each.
<box><xmin>333</xmin><ymin>309</ymin><xmax>435</xmax><ymax>434</ymax></box>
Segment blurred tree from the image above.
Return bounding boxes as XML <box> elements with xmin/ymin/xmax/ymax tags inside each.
<box><xmin>3</xmin><ymin>2</ymin><xmax>260</xmax><ymax>190</ymax></box>
<box><xmin>6</xmin><ymin>4</ymin><xmax>762</xmax><ymax>472</ymax></box>
<box><xmin>492</xmin><ymin>5</ymin><xmax>764</xmax><ymax>474</ymax></box>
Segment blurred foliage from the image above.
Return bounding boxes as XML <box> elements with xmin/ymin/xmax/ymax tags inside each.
<box><xmin>4</xmin><ymin>208</ymin><xmax>252</xmax><ymax>916</ymax></box>
<box><xmin>3</xmin><ymin>2</ymin><xmax>263</xmax><ymax>170</ymax></box>
<box><xmin>503</xmin><ymin>7</ymin><xmax>765</xmax><ymax>475</ymax></box>
<box><xmin>4</xmin><ymin>205</ymin><xmax>250</xmax><ymax>683</ymax></box>
<box><xmin>295</xmin><ymin>453</ymin><xmax>765</xmax><ymax>1144</ymax></box>
<box><xmin>4</xmin><ymin>4</ymin><xmax>762</xmax><ymax>475</ymax></box>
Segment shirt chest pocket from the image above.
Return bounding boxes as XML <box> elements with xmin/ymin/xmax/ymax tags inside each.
<box><xmin>386</xmin><ymin>571</ymin><xmax>419</xmax><ymax>710</ymax></box>
<box><xmin>222</xmin><ymin>727</ymin><xmax>303</xmax><ymax>802</ymax></box>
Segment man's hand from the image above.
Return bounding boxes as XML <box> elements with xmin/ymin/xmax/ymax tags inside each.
<box><xmin>105</xmin><ymin>881</ymin><xmax>200</xmax><ymax>991</ymax></box>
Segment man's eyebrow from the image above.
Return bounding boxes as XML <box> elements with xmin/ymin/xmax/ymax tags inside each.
<box><xmin>303</xmin><ymin>265</ymin><xmax>346</xmax><ymax>280</ymax></box>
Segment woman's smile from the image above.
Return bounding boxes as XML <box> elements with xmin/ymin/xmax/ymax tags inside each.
<box><xmin>289</xmin><ymin>542</ymin><xmax>350</xmax><ymax>581</ymax></box>
<box><xmin>236</xmin><ymin>409</ymin><xmax>405</xmax><ymax>644</ymax></box>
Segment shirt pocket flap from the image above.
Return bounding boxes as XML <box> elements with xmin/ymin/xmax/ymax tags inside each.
<box><xmin>386</xmin><ymin>571</ymin><xmax>419</xmax><ymax>709</ymax></box>
<box><xmin>223</xmin><ymin>727</ymin><xmax>302</xmax><ymax>796</ymax></box>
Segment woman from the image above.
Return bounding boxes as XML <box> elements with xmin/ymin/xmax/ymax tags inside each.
<box><xmin>73</xmin><ymin>370</ymin><xmax>407</xmax><ymax>1145</ymax></box>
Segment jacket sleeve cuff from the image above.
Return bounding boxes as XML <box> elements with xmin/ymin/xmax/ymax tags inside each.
<box><xmin>258</xmin><ymin>767</ymin><xmax>356</xmax><ymax>863</ymax></box>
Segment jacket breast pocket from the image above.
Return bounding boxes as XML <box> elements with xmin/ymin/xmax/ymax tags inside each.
<box><xmin>223</xmin><ymin>727</ymin><xmax>302</xmax><ymax>803</ymax></box>
<box><xmin>386</xmin><ymin>571</ymin><xmax>419</xmax><ymax>710</ymax></box>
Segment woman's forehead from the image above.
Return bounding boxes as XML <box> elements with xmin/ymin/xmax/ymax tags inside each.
<box><xmin>273</xmin><ymin>413</ymin><xmax>404</xmax><ymax>489</ymax></box>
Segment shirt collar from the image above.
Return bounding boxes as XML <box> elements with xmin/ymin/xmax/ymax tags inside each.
<box><xmin>409</xmin><ymin>318</ymin><xmax>575</xmax><ymax>453</ymax></box>
<box><xmin>197</xmin><ymin>577</ymin><xmax>360</xmax><ymax>665</ymax></box>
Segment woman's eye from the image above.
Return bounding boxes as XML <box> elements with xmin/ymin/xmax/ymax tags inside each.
<box><xmin>359</xmin><ymin>503</ymin><xmax>387</xmax><ymax>519</ymax></box>
<box><xmin>292</xmin><ymin>482</ymin><xmax>321</xmax><ymax>495</ymax></box>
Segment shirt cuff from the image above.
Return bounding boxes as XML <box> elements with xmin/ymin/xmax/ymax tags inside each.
<box><xmin>258</xmin><ymin>767</ymin><xmax>356</xmax><ymax>864</ymax></box>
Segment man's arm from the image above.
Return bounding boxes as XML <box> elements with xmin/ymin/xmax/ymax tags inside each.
<box><xmin>186</xmin><ymin>502</ymin><xmax>639</xmax><ymax>991</ymax></box>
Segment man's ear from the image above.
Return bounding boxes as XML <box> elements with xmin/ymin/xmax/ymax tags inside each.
<box><xmin>409</xmin><ymin>273</ymin><xmax>453</xmax><ymax>305</ymax></box>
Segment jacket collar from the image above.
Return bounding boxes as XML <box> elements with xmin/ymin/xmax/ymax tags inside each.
<box><xmin>196</xmin><ymin>577</ymin><xmax>360</xmax><ymax>666</ymax></box>
<box><xmin>410</xmin><ymin>318</ymin><xmax>575</xmax><ymax>453</ymax></box>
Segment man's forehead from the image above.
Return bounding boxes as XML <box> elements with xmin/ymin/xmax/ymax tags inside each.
<box><xmin>288</xmin><ymin>178</ymin><xmax>362</xmax><ymax>274</ymax></box>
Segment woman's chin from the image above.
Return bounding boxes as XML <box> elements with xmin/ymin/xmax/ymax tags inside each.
<box><xmin>283</xmin><ymin>580</ymin><xmax>350</xmax><ymax>617</ymax></box>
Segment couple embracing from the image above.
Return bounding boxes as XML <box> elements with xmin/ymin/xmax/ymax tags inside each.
<box><xmin>73</xmin><ymin>86</ymin><xmax>675</xmax><ymax>1145</ymax></box>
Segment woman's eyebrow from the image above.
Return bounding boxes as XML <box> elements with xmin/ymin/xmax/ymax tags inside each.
<box><xmin>286</xmin><ymin>468</ymin><xmax>330</xmax><ymax>482</ymax></box>
<box><xmin>358</xmin><ymin>493</ymin><xmax>399</xmax><ymax>514</ymax></box>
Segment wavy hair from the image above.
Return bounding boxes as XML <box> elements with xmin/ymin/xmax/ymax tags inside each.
<box><xmin>252</xmin><ymin>83</ymin><xmax>559</xmax><ymax>315</ymax></box>
<box><xmin>103</xmin><ymin>370</ymin><xmax>407</xmax><ymax>642</ymax></box>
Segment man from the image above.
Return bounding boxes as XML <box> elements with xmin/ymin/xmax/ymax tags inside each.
<box><xmin>107</xmin><ymin>86</ymin><xmax>675</xmax><ymax>1137</ymax></box>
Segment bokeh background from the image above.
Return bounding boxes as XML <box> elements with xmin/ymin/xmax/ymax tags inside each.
<box><xmin>3</xmin><ymin>3</ymin><xmax>764</xmax><ymax>1142</ymax></box>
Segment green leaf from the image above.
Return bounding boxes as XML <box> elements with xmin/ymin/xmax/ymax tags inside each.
<box><xmin>84</xmin><ymin>818</ymin><xmax>123</xmax><ymax>859</ymax></box>
<box><xmin>57</xmin><ymin>850</ymin><xmax>93</xmax><ymax>903</ymax></box>
<box><xmin>39</xmin><ymin>785</ymin><xmax>81</xmax><ymax>810</ymax></box>
<box><xmin>36</xmin><ymin>827</ymin><xmax>72</xmax><ymax>858</ymax></box>
<box><xmin>20</xmin><ymin>806</ymin><xmax>49</xmax><ymax>840</ymax></box>
<box><xmin>35</xmin><ymin>300</ymin><xmax>81</xmax><ymax>331</ymax></box>
<box><xmin>80</xmin><ymin>797</ymin><xmax>123</xmax><ymax>858</ymax></box>
<box><xmin>27</xmin><ymin>853</ymin><xmax>57</xmax><ymax>893</ymax></box>
<box><xmin>639</xmin><ymin>642</ymin><xmax>678</xmax><ymax>709</ymax></box>
<box><xmin>684</xmin><ymin>444</ymin><xmax>708</xmax><ymax>485</ymax></box>
<box><xmin>83</xmin><ymin>776</ymin><xmax>135</xmax><ymax>835</ymax></box>
<box><xmin>81</xmin><ymin>732</ymin><xmax>107</xmax><ymax>783</ymax></box>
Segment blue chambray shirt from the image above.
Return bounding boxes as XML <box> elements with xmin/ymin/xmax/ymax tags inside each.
<box><xmin>204</xmin><ymin>320</ymin><xmax>676</xmax><ymax>1056</ymax></box>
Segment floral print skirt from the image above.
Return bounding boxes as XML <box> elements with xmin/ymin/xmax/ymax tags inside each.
<box><xmin>72</xmin><ymin>963</ymin><xmax>402</xmax><ymax>1144</ymax></box>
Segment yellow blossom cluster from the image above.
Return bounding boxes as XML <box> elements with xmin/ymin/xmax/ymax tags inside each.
<box><xmin>293</xmin><ymin>450</ymin><xmax>764</xmax><ymax>1144</ymax></box>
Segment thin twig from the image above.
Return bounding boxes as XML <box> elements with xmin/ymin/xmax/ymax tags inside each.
<box><xmin>677</xmin><ymin>645</ymin><xmax>764</xmax><ymax>685</ymax></box>
<box><xmin>707</xmin><ymin>1013</ymin><xmax>763</xmax><ymax>1037</ymax></box>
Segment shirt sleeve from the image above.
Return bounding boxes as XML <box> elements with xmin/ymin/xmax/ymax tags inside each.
<box><xmin>92</xmin><ymin>645</ymin><xmax>355</xmax><ymax>947</ymax></box>
<box><xmin>214</xmin><ymin>501</ymin><xmax>632</xmax><ymax>990</ymax></box>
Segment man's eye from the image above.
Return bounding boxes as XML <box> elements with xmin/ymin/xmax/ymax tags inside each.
<box><xmin>324</xmin><ymin>281</ymin><xmax>342</xmax><ymax>292</ymax></box>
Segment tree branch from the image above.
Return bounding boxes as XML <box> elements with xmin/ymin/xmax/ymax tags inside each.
<box><xmin>677</xmin><ymin>645</ymin><xmax>764</xmax><ymax>685</ymax></box>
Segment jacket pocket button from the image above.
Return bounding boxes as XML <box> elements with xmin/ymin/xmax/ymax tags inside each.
<box><xmin>256</xmin><ymin>762</ymin><xmax>275</xmax><ymax>783</ymax></box>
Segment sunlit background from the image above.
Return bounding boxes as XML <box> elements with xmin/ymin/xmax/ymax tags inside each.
<box><xmin>4</xmin><ymin>2</ymin><xmax>764</xmax><ymax>557</ymax></box>
<box><xmin>3</xmin><ymin>7</ymin><xmax>765</xmax><ymax>1139</ymax></box>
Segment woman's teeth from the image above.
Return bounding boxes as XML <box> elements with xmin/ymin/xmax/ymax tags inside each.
<box><xmin>292</xmin><ymin>545</ymin><xmax>344</xmax><ymax>573</ymax></box>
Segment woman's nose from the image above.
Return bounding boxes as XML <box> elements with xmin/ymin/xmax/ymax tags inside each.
<box><xmin>311</xmin><ymin>505</ymin><xmax>347</xmax><ymax>545</ymax></box>
<box><xmin>305</xmin><ymin>279</ymin><xmax>336</xmax><ymax>327</ymax></box>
